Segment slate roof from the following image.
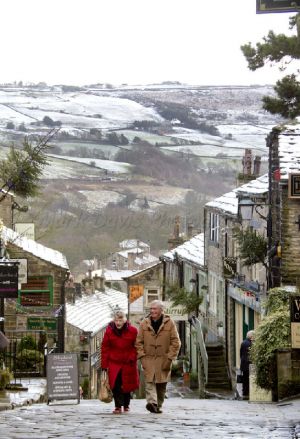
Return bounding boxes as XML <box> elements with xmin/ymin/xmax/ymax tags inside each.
<box><xmin>66</xmin><ymin>288</ymin><xmax>128</xmax><ymax>335</ymax></box>
<box><xmin>163</xmin><ymin>233</ymin><xmax>205</xmax><ymax>267</ymax></box>
<box><xmin>3</xmin><ymin>226</ymin><xmax>69</xmax><ymax>269</ymax></box>
<box><xmin>205</xmin><ymin>174</ymin><xmax>269</xmax><ymax>216</ymax></box>
<box><xmin>277</xmin><ymin>124</ymin><xmax>300</xmax><ymax>180</ymax></box>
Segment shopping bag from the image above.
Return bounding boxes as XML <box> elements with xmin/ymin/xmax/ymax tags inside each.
<box><xmin>99</xmin><ymin>370</ymin><xmax>113</xmax><ymax>403</ymax></box>
<box><xmin>237</xmin><ymin>372</ymin><xmax>243</xmax><ymax>383</ymax></box>
<box><xmin>0</xmin><ymin>331</ymin><xmax>9</xmax><ymax>349</ymax></box>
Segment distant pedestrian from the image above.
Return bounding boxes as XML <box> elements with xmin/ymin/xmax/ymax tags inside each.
<box><xmin>101</xmin><ymin>310</ymin><xmax>139</xmax><ymax>414</ymax></box>
<box><xmin>135</xmin><ymin>300</ymin><xmax>181</xmax><ymax>414</ymax></box>
<box><xmin>240</xmin><ymin>330</ymin><xmax>254</xmax><ymax>399</ymax></box>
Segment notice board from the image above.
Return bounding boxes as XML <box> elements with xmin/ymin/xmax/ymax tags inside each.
<box><xmin>47</xmin><ymin>353</ymin><xmax>80</xmax><ymax>404</ymax></box>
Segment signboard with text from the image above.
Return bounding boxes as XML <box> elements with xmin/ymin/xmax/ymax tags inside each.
<box><xmin>0</xmin><ymin>264</ymin><xmax>19</xmax><ymax>298</ymax></box>
<box><xmin>27</xmin><ymin>317</ymin><xmax>57</xmax><ymax>331</ymax></box>
<box><xmin>14</xmin><ymin>223</ymin><xmax>35</xmax><ymax>241</ymax></box>
<box><xmin>47</xmin><ymin>353</ymin><xmax>79</xmax><ymax>403</ymax></box>
<box><xmin>129</xmin><ymin>285</ymin><xmax>144</xmax><ymax>303</ymax></box>
<box><xmin>257</xmin><ymin>0</ymin><xmax>300</xmax><ymax>13</ymax></box>
<box><xmin>291</xmin><ymin>295</ymin><xmax>300</xmax><ymax>348</ymax></box>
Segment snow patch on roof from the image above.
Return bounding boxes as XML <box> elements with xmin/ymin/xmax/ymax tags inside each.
<box><xmin>66</xmin><ymin>288</ymin><xmax>128</xmax><ymax>335</ymax></box>
<box><xmin>278</xmin><ymin>125</ymin><xmax>300</xmax><ymax>180</ymax></box>
<box><xmin>205</xmin><ymin>174</ymin><xmax>268</xmax><ymax>215</ymax></box>
<box><xmin>3</xmin><ymin>226</ymin><xmax>69</xmax><ymax>269</ymax></box>
<box><xmin>92</xmin><ymin>268</ymin><xmax>142</xmax><ymax>281</ymax></box>
<box><xmin>163</xmin><ymin>233</ymin><xmax>204</xmax><ymax>267</ymax></box>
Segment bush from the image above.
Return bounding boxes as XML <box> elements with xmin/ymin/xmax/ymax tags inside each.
<box><xmin>16</xmin><ymin>349</ymin><xmax>44</xmax><ymax>371</ymax></box>
<box><xmin>18</xmin><ymin>335</ymin><xmax>37</xmax><ymax>352</ymax></box>
<box><xmin>251</xmin><ymin>288</ymin><xmax>291</xmax><ymax>390</ymax></box>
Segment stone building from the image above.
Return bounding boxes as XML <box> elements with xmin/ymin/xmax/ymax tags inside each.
<box><xmin>124</xmin><ymin>262</ymin><xmax>163</xmax><ymax>326</ymax></box>
<box><xmin>204</xmin><ymin>174</ymin><xmax>269</xmax><ymax>384</ymax></box>
<box><xmin>267</xmin><ymin>124</ymin><xmax>300</xmax><ymax>286</ymax></box>
<box><xmin>2</xmin><ymin>225</ymin><xmax>69</xmax><ymax>352</ymax></box>
<box><xmin>161</xmin><ymin>233</ymin><xmax>205</xmax><ymax>369</ymax></box>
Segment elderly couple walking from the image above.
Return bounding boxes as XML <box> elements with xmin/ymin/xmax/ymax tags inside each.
<box><xmin>101</xmin><ymin>300</ymin><xmax>181</xmax><ymax>414</ymax></box>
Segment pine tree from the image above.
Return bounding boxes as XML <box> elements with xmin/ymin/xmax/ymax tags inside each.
<box><xmin>0</xmin><ymin>130</ymin><xmax>55</xmax><ymax>201</ymax></box>
<box><xmin>241</xmin><ymin>14</ymin><xmax>300</xmax><ymax>119</ymax></box>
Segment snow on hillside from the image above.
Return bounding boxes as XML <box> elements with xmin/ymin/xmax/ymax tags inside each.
<box><xmin>75</xmin><ymin>190</ymin><xmax>125</xmax><ymax>212</ymax></box>
<box><xmin>48</xmin><ymin>154</ymin><xmax>132</xmax><ymax>173</ymax></box>
<box><xmin>0</xmin><ymin>90</ymin><xmax>163</xmax><ymax>129</ymax></box>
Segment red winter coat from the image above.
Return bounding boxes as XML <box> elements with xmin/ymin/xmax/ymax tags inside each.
<box><xmin>101</xmin><ymin>322</ymin><xmax>139</xmax><ymax>393</ymax></box>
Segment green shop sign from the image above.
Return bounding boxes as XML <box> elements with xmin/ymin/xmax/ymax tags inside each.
<box><xmin>27</xmin><ymin>317</ymin><xmax>57</xmax><ymax>331</ymax></box>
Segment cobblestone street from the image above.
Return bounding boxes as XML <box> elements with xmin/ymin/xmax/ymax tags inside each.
<box><xmin>0</xmin><ymin>397</ymin><xmax>299</xmax><ymax>439</ymax></box>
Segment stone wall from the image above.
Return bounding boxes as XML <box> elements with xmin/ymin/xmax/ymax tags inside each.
<box><xmin>277</xmin><ymin>349</ymin><xmax>300</xmax><ymax>400</ymax></box>
<box><xmin>281</xmin><ymin>188</ymin><xmax>300</xmax><ymax>285</ymax></box>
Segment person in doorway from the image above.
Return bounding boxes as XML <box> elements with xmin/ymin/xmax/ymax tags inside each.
<box><xmin>101</xmin><ymin>310</ymin><xmax>139</xmax><ymax>414</ymax></box>
<box><xmin>135</xmin><ymin>300</ymin><xmax>181</xmax><ymax>414</ymax></box>
<box><xmin>240</xmin><ymin>330</ymin><xmax>254</xmax><ymax>400</ymax></box>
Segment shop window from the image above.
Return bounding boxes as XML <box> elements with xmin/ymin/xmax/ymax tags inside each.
<box><xmin>18</xmin><ymin>276</ymin><xmax>53</xmax><ymax>307</ymax></box>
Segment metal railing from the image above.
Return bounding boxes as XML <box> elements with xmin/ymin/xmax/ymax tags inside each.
<box><xmin>1</xmin><ymin>330</ymin><xmax>50</xmax><ymax>378</ymax></box>
<box><xmin>191</xmin><ymin>317</ymin><xmax>208</xmax><ymax>384</ymax></box>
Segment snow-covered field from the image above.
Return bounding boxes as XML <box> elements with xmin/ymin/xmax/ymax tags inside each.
<box><xmin>48</xmin><ymin>154</ymin><xmax>132</xmax><ymax>174</ymax></box>
<box><xmin>0</xmin><ymin>90</ymin><xmax>163</xmax><ymax>130</ymax></box>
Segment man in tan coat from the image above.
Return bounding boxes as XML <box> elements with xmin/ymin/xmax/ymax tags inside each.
<box><xmin>135</xmin><ymin>300</ymin><xmax>181</xmax><ymax>413</ymax></box>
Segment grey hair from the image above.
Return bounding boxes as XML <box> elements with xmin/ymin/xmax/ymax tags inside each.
<box><xmin>113</xmin><ymin>310</ymin><xmax>127</xmax><ymax>320</ymax></box>
<box><xmin>149</xmin><ymin>300</ymin><xmax>164</xmax><ymax>310</ymax></box>
<box><xmin>246</xmin><ymin>330</ymin><xmax>255</xmax><ymax>339</ymax></box>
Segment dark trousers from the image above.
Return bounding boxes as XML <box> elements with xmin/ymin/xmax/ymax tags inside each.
<box><xmin>112</xmin><ymin>371</ymin><xmax>131</xmax><ymax>409</ymax></box>
<box><xmin>242</xmin><ymin>370</ymin><xmax>249</xmax><ymax>397</ymax></box>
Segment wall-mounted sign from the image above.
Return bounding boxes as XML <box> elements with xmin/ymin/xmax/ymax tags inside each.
<box><xmin>291</xmin><ymin>295</ymin><xmax>300</xmax><ymax>348</ymax></box>
<box><xmin>129</xmin><ymin>285</ymin><xmax>144</xmax><ymax>303</ymax></box>
<box><xmin>223</xmin><ymin>257</ymin><xmax>237</xmax><ymax>279</ymax></box>
<box><xmin>14</xmin><ymin>223</ymin><xmax>35</xmax><ymax>241</ymax></box>
<box><xmin>0</xmin><ymin>264</ymin><xmax>18</xmax><ymax>298</ymax></box>
<box><xmin>161</xmin><ymin>301</ymin><xmax>188</xmax><ymax>321</ymax></box>
<box><xmin>257</xmin><ymin>0</ymin><xmax>300</xmax><ymax>13</ymax></box>
<box><xmin>288</xmin><ymin>173</ymin><xmax>300</xmax><ymax>199</ymax></box>
<box><xmin>27</xmin><ymin>317</ymin><xmax>57</xmax><ymax>331</ymax></box>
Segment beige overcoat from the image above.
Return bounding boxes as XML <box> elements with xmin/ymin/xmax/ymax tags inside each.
<box><xmin>135</xmin><ymin>314</ymin><xmax>181</xmax><ymax>383</ymax></box>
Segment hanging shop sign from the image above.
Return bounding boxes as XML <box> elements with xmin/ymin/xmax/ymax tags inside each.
<box><xmin>129</xmin><ymin>285</ymin><xmax>144</xmax><ymax>303</ymax></box>
<box><xmin>291</xmin><ymin>295</ymin><xmax>300</xmax><ymax>348</ymax></box>
<box><xmin>0</xmin><ymin>263</ymin><xmax>18</xmax><ymax>298</ymax></box>
<box><xmin>257</xmin><ymin>0</ymin><xmax>300</xmax><ymax>13</ymax></box>
<box><xmin>10</xmin><ymin>258</ymin><xmax>27</xmax><ymax>286</ymax></box>
<box><xmin>223</xmin><ymin>257</ymin><xmax>237</xmax><ymax>279</ymax></box>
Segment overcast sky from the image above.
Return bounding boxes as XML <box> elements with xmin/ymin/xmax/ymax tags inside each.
<box><xmin>1</xmin><ymin>0</ymin><xmax>295</xmax><ymax>86</ymax></box>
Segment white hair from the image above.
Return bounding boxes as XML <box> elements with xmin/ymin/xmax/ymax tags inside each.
<box><xmin>113</xmin><ymin>310</ymin><xmax>127</xmax><ymax>320</ymax></box>
<box><xmin>246</xmin><ymin>330</ymin><xmax>255</xmax><ymax>339</ymax></box>
<box><xmin>149</xmin><ymin>300</ymin><xmax>164</xmax><ymax>310</ymax></box>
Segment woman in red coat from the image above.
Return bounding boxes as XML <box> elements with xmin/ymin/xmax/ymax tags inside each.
<box><xmin>101</xmin><ymin>310</ymin><xmax>139</xmax><ymax>414</ymax></box>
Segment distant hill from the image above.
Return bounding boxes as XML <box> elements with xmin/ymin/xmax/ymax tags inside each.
<box><xmin>1</xmin><ymin>83</ymin><xmax>282</xmax><ymax>269</ymax></box>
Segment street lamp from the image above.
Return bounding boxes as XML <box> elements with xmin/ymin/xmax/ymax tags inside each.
<box><xmin>238</xmin><ymin>198</ymin><xmax>255</xmax><ymax>221</ymax></box>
